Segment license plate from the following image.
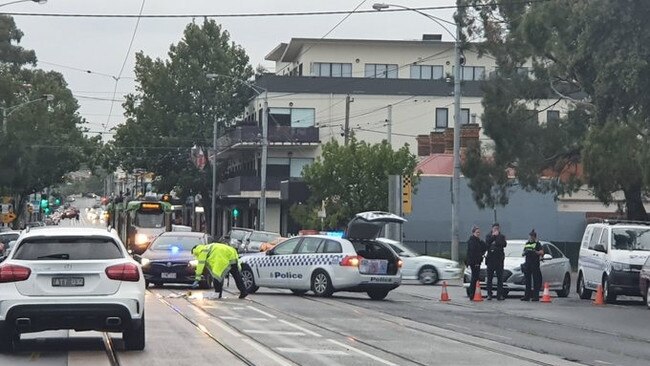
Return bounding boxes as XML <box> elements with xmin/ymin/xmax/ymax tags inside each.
<box><xmin>359</xmin><ymin>259</ymin><xmax>388</xmax><ymax>275</ymax></box>
<box><xmin>161</xmin><ymin>272</ymin><xmax>177</xmax><ymax>279</ymax></box>
<box><xmin>52</xmin><ymin>277</ymin><xmax>85</xmax><ymax>287</ymax></box>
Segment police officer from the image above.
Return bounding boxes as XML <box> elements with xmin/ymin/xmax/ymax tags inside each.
<box><xmin>191</xmin><ymin>242</ymin><xmax>248</xmax><ymax>299</ymax></box>
<box><xmin>485</xmin><ymin>223</ymin><xmax>507</xmax><ymax>300</ymax></box>
<box><xmin>521</xmin><ymin>229</ymin><xmax>544</xmax><ymax>301</ymax></box>
<box><xmin>466</xmin><ymin>225</ymin><xmax>486</xmax><ymax>300</ymax></box>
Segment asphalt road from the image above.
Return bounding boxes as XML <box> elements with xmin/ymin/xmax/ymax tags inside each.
<box><xmin>1</xmin><ymin>197</ymin><xmax>648</xmax><ymax>365</ymax></box>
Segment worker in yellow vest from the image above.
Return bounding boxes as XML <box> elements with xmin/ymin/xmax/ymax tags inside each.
<box><xmin>191</xmin><ymin>243</ymin><xmax>247</xmax><ymax>299</ymax></box>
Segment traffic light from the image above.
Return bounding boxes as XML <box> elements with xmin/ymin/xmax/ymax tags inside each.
<box><xmin>161</xmin><ymin>194</ymin><xmax>171</xmax><ymax>202</ymax></box>
<box><xmin>54</xmin><ymin>197</ymin><xmax>61</xmax><ymax>205</ymax></box>
<box><xmin>40</xmin><ymin>194</ymin><xmax>49</xmax><ymax>209</ymax></box>
<box><xmin>232</xmin><ymin>208</ymin><xmax>239</xmax><ymax>219</ymax></box>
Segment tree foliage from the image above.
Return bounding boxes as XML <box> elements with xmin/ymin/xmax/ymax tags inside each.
<box><xmin>291</xmin><ymin>137</ymin><xmax>419</xmax><ymax>230</ymax></box>
<box><xmin>460</xmin><ymin>0</ymin><xmax>650</xmax><ymax>219</ymax></box>
<box><xmin>111</xmin><ymin>19</ymin><xmax>254</xmax><ymax>231</ymax></box>
<box><xmin>0</xmin><ymin>16</ymin><xmax>93</xmax><ymax>224</ymax></box>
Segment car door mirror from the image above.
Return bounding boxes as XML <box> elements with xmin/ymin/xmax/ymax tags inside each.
<box><xmin>543</xmin><ymin>253</ymin><xmax>552</xmax><ymax>261</ymax></box>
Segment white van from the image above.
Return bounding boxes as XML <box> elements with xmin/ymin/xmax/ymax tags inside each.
<box><xmin>577</xmin><ymin>221</ymin><xmax>650</xmax><ymax>302</ymax></box>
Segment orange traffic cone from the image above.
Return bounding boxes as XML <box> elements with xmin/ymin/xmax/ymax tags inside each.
<box><xmin>540</xmin><ymin>282</ymin><xmax>552</xmax><ymax>303</ymax></box>
<box><xmin>593</xmin><ymin>284</ymin><xmax>605</xmax><ymax>305</ymax></box>
<box><xmin>472</xmin><ymin>281</ymin><xmax>483</xmax><ymax>302</ymax></box>
<box><xmin>440</xmin><ymin>281</ymin><xmax>450</xmax><ymax>302</ymax></box>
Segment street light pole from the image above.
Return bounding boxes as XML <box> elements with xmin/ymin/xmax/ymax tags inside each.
<box><xmin>372</xmin><ymin>2</ymin><xmax>462</xmax><ymax>261</ymax></box>
<box><xmin>211</xmin><ymin>118</ymin><xmax>218</xmax><ymax>237</ymax></box>
<box><xmin>259</xmin><ymin>94</ymin><xmax>268</xmax><ymax>231</ymax></box>
<box><xmin>1</xmin><ymin>94</ymin><xmax>55</xmax><ymax>134</ymax></box>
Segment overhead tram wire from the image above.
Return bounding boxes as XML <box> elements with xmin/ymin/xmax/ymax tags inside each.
<box><xmin>0</xmin><ymin>1</ymin><xmax>551</xmax><ymax>18</ymax></box>
<box><xmin>103</xmin><ymin>0</ymin><xmax>146</xmax><ymax>134</ymax></box>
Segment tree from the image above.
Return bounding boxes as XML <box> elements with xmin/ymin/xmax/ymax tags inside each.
<box><xmin>291</xmin><ymin>137</ymin><xmax>419</xmax><ymax>230</ymax></box>
<box><xmin>111</xmin><ymin>19</ymin><xmax>254</xmax><ymax>232</ymax></box>
<box><xmin>459</xmin><ymin>0</ymin><xmax>650</xmax><ymax>220</ymax></box>
<box><xmin>0</xmin><ymin>16</ymin><xmax>93</xmax><ymax>226</ymax></box>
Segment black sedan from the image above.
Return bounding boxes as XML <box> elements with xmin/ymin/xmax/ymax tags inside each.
<box><xmin>136</xmin><ymin>232</ymin><xmax>213</xmax><ymax>288</ymax></box>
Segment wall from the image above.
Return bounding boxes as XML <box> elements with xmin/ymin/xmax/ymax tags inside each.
<box><xmin>403</xmin><ymin>176</ymin><xmax>587</xmax><ymax>266</ymax></box>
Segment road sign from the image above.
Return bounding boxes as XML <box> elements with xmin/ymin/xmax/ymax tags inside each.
<box><xmin>402</xmin><ymin>175</ymin><xmax>413</xmax><ymax>214</ymax></box>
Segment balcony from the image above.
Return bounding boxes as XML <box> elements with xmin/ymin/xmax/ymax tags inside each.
<box><xmin>218</xmin><ymin>176</ymin><xmax>283</xmax><ymax>197</ymax></box>
<box><xmin>217</xmin><ymin>125</ymin><xmax>319</xmax><ymax>149</ymax></box>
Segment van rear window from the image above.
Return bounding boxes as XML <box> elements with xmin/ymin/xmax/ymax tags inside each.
<box><xmin>13</xmin><ymin>237</ymin><xmax>123</xmax><ymax>260</ymax></box>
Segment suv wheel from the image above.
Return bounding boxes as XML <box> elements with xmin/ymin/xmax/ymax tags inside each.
<box><xmin>311</xmin><ymin>270</ymin><xmax>334</xmax><ymax>297</ymax></box>
<box><xmin>603</xmin><ymin>276</ymin><xmax>617</xmax><ymax>303</ymax></box>
<box><xmin>241</xmin><ymin>266</ymin><xmax>258</xmax><ymax>294</ymax></box>
<box><xmin>577</xmin><ymin>272</ymin><xmax>592</xmax><ymax>300</ymax></box>
<box><xmin>123</xmin><ymin>313</ymin><xmax>145</xmax><ymax>351</ymax></box>
<box><xmin>556</xmin><ymin>273</ymin><xmax>571</xmax><ymax>298</ymax></box>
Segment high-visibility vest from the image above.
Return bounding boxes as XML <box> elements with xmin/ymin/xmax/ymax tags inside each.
<box><xmin>192</xmin><ymin>243</ymin><xmax>240</xmax><ymax>282</ymax></box>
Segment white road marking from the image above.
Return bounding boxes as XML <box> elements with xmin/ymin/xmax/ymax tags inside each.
<box><xmin>244</xmin><ymin>330</ymin><xmax>305</xmax><ymax>336</ymax></box>
<box><xmin>279</xmin><ymin>319</ymin><xmax>322</xmax><ymax>337</ymax></box>
<box><xmin>247</xmin><ymin>305</ymin><xmax>277</xmax><ymax>318</ymax></box>
<box><xmin>594</xmin><ymin>361</ymin><xmax>613</xmax><ymax>365</ymax></box>
<box><xmin>276</xmin><ymin>347</ymin><xmax>348</xmax><ymax>356</ymax></box>
<box><xmin>328</xmin><ymin>339</ymin><xmax>398</xmax><ymax>366</ymax></box>
<box><xmin>242</xmin><ymin>338</ymin><xmax>296</xmax><ymax>366</ymax></box>
<box><xmin>219</xmin><ymin>316</ymin><xmax>269</xmax><ymax>321</ymax></box>
<box><xmin>207</xmin><ymin>318</ymin><xmax>242</xmax><ymax>338</ymax></box>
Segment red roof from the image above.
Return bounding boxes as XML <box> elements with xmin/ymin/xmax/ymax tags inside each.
<box><xmin>416</xmin><ymin>154</ymin><xmax>454</xmax><ymax>176</ymax></box>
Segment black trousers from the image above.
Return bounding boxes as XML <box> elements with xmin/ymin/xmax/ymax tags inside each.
<box><xmin>486</xmin><ymin>261</ymin><xmax>504</xmax><ymax>297</ymax></box>
<box><xmin>524</xmin><ymin>264</ymin><xmax>542</xmax><ymax>299</ymax></box>
<box><xmin>213</xmin><ymin>266</ymin><xmax>247</xmax><ymax>295</ymax></box>
<box><xmin>468</xmin><ymin>264</ymin><xmax>481</xmax><ymax>299</ymax></box>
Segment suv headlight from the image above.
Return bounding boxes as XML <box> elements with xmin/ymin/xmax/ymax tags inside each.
<box><xmin>611</xmin><ymin>262</ymin><xmax>630</xmax><ymax>271</ymax></box>
<box><xmin>141</xmin><ymin>258</ymin><xmax>150</xmax><ymax>266</ymax></box>
<box><xmin>135</xmin><ymin>233</ymin><xmax>149</xmax><ymax>245</ymax></box>
<box><xmin>189</xmin><ymin>259</ymin><xmax>198</xmax><ymax>267</ymax></box>
<box><xmin>445</xmin><ymin>262</ymin><xmax>460</xmax><ymax>269</ymax></box>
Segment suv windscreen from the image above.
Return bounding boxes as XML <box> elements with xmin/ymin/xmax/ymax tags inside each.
<box><xmin>612</xmin><ymin>228</ymin><xmax>650</xmax><ymax>251</ymax></box>
<box><xmin>13</xmin><ymin>237</ymin><xmax>123</xmax><ymax>260</ymax></box>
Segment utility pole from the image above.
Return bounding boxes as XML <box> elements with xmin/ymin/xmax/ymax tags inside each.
<box><xmin>211</xmin><ymin>119</ymin><xmax>217</xmax><ymax>237</ymax></box>
<box><xmin>259</xmin><ymin>96</ymin><xmax>268</xmax><ymax>231</ymax></box>
<box><xmin>344</xmin><ymin>95</ymin><xmax>351</xmax><ymax>145</ymax></box>
<box><xmin>386</xmin><ymin>104</ymin><xmax>392</xmax><ymax>146</ymax></box>
<box><xmin>450</xmin><ymin>2</ymin><xmax>462</xmax><ymax>262</ymax></box>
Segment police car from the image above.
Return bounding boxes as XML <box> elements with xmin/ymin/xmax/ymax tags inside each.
<box><xmin>239</xmin><ymin>212</ymin><xmax>404</xmax><ymax>300</ymax></box>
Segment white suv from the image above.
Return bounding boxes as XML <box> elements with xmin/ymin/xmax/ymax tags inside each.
<box><xmin>577</xmin><ymin>221</ymin><xmax>650</xmax><ymax>302</ymax></box>
<box><xmin>0</xmin><ymin>227</ymin><xmax>145</xmax><ymax>352</ymax></box>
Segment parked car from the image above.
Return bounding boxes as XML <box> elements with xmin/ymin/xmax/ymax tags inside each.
<box><xmin>640</xmin><ymin>256</ymin><xmax>650</xmax><ymax>309</ymax></box>
<box><xmin>463</xmin><ymin>240</ymin><xmax>572</xmax><ymax>297</ymax></box>
<box><xmin>0</xmin><ymin>227</ymin><xmax>145</xmax><ymax>352</ymax></box>
<box><xmin>136</xmin><ymin>231</ymin><xmax>213</xmax><ymax>288</ymax></box>
<box><xmin>240</xmin><ymin>211</ymin><xmax>404</xmax><ymax>300</ymax></box>
<box><xmin>577</xmin><ymin>221</ymin><xmax>650</xmax><ymax>303</ymax></box>
<box><xmin>378</xmin><ymin>238</ymin><xmax>462</xmax><ymax>285</ymax></box>
<box><xmin>245</xmin><ymin>230</ymin><xmax>281</xmax><ymax>253</ymax></box>
<box><xmin>223</xmin><ymin>227</ymin><xmax>253</xmax><ymax>252</ymax></box>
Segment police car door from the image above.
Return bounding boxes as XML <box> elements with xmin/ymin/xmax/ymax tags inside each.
<box><xmin>264</xmin><ymin>237</ymin><xmax>302</xmax><ymax>288</ymax></box>
<box><xmin>291</xmin><ymin>237</ymin><xmax>325</xmax><ymax>290</ymax></box>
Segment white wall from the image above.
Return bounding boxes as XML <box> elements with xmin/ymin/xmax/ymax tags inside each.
<box><xmin>266</xmin><ymin>202</ymin><xmax>281</xmax><ymax>234</ymax></box>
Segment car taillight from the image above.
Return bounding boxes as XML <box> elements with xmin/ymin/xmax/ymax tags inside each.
<box><xmin>340</xmin><ymin>255</ymin><xmax>363</xmax><ymax>267</ymax></box>
<box><xmin>397</xmin><ymin>259</ymin><xmax>403</xmax><ymax>269</ymax></box>
<box><xmin>0</xmin><ymin>264</ymin><xmax>31</xmax><ymax>283</ymax></box>
<box><xmin>106</xmin><ymin>263</ymin><xmax>140</xmax><ymax>282</ymax></box>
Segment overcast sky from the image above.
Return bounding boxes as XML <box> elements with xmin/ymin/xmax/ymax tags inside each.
<box><xmin>6</xmin><ymin>0</ymin><xmax>456</xmax><ymax>137</ymax></box>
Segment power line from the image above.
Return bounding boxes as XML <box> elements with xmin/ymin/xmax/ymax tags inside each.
<box><xmin>0</xmin><ymin>2</ymin><xmax>550</xmax><ymax>18</ymax></box>
<box><xmin>38</xmin><ymin>61</ymin><xmax>117</xmax><ymax>79</ymax></box>
<box><xmin>104</xmin><ymin>0</ymin><xmax>146</xmax><ymax>134</ymax></box>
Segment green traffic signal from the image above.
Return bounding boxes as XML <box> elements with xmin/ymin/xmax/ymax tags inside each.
<box><xmin>40</xmin><ymin>199</ymin><xmax>49</xmax><ymax>209</ymax></box>
<box><xmin>55</xmin><ymin>198</ymin><xmax>61</xmax><ymax>205</ymax></box>
<box><xmin>232</xmin><ymin>208</ymin><xmax>239</xmax><ymax>218</ymax></box>
<box><xmin>44</xmin><ymin>207</ymin><xmax>51</xmax><ymax>215</ymax></box>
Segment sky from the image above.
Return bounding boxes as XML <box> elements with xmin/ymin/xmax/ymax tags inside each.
<box><xmin>5</xmin><ymin>0</ymin><xmax>456</xmax><ymax>139</ymax></box>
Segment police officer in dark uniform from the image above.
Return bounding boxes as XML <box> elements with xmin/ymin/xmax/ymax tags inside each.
<box><xmin>521</xmin><ymin>229</ymin><xmax>544</xmax><ymax>301</ymax></box>
<box><xmin>485</xmin><ymin>223</ymin><xmax>507</xmax><ymax>300</ymax></box>
<box><xmin>466</xmin><ymin>225</ymin><xmax>486</xmax><ymax>300</ymax></box>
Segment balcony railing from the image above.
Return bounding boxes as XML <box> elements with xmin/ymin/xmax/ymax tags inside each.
<box><xmin>218</xmin><ymin>176</ymin><xmax>283</xmax><ymax>196</ymax></box>
<box><xmin>217</xmin><ymin>125</ymin><xmax>319</xmax><ymax>148</ymax></box>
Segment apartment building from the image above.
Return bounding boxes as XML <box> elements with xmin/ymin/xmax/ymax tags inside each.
<box><xmin>213</xmin><ymin>36</ymin><xmax>569</xmax><ymax>236</ymax></box>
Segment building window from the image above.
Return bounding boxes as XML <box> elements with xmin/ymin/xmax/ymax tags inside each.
<box><xmin>458</xmin><ymin>66</ymin><xmax>486</xmax><ymax>81</ymax></box>
<box><xmin>312</xmin><ymin>62</ymin><xmax>352</xmax><ymax>77</ymax></box>
<box><xmin>290</xmin><ymin>158</ymin><xmax>314</xmax><ymax>178</ymax></box>
<box><xmin>435</xmin><ymin>108</ymin><xmax>448</xmax><ymax>129</ymax></box>
<box><xmin>410</xmin><ymin>65</ymin><xmax>444</xmax><ymax>80</ymax></box>
<box><xmin>268</xmin><ymin>108</ymin><xmax>315</xmax><ymax>127</ymax></box>
<box><xmin>365</xmin><ymin>63</ymin><xmax>398</xmax><ymax>78</ymax></box>
<box><xmin>547</xmin><ymin>110</ymin><xmax>560</xmax><ymax>122</ymax></box>
<box><xmin>461</xmin><ymin>108</ymin><xmax>470</xmax><ymax>125</ymax></box>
